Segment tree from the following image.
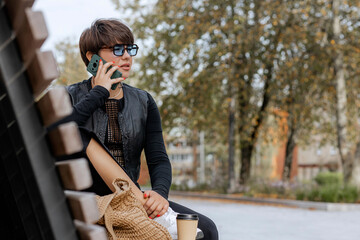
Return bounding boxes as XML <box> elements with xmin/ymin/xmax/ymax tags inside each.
<box><xmin>54</xmin><ymin>38</ymin><xmax>88</xmax><ymax>86</ymax></box>
<box><xmin>332</xmin><ymin>0</ymin><xmax>350</xmax><ymax>181</ymax></box>
<box><xmin>113</xmin><ymin>0</ymin><xmax>300</xmax><ymax>185</ymax></box>
<box><xmin>272</xmin><ymin>1</ymin><xmax>333</xmax><ymax>181</ymax></box>
<box><xmin>111</xmin><ymin>0</ymin><xmax>360</xmax><ymax>186</ymax></box>
<box><xmin>331</xmin><ymin>0</ymin><xmax>360</xmax><ymax>183</ymax></box>
<box><xmin>114</xmin><ymin>0</ymin><xmax>234</xmax><ymax>184</ymax></box>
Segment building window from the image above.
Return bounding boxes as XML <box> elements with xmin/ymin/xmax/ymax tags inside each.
<box><xmin>330</xmin><ymin>147</ymin><xmax>337</xmax><ymax>156</ymax></box>
<box><xmin>316</xmin><ymin>149</ymin><xmax>322</xmax><ymax>156</ymax></box>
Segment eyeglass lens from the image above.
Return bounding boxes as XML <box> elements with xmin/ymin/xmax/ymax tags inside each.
<box><xmin>114</xmin><ymin>44</ymin><xmax>138</xmax><ymax>56</ymax></box>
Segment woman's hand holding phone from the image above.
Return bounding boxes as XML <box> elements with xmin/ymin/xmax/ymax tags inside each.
<box><xmin>92</xmin><ymin>59</ymin><xmax>125</xmax><ymax>92</ymax></box>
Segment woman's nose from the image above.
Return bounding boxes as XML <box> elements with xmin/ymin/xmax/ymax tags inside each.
<box><xmin>121</xmin><ymin>49</ymin><xmax>131</xmax><ymax>59</ymax></box>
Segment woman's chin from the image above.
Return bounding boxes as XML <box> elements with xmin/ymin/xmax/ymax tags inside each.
<box><xmin>121</xmin><ymin>73</ymin><xmax>130</xmax><ymax>79</ymax></box>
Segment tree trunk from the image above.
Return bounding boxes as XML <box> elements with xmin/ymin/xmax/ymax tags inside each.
<box><xmin>351</xmin><ymin>141</ymin><xmax>360</xmax><ymax>185</ymax></box>
<box><xmin>237</xmin><ymin>1</ymin><xmax>287</xmax><ymax>185</ymax></box>
<box><xmin>238</xmin><ymin>73</ymin><xmax>271</xmax><ymax>185</ymax></box>
<box><xmin>192</xmin><ymin>129</ymin><xmax>198</xmax><ymax>183</ymax></box>
<box><xmin>332</xmin><ymin>0</ymin><xmax>352</xmax><ymax>182</ymax></box>
<box><xmin>228</xmin><ymin>97</ymin><xmax>236</xmax><ymax>191</ymax></box>
<box><xmin>199</xmin><ymin>131</ymin><xmax>205</xmax><ymax>184</ymax></box>
<box><xmin>227</xmin><ymin>0</ymin><xmax>237</xmax><ymax>193</ymax></box>
<box><xmin>239</xmin><ymin>145</ymin><xmax>253</xmax><ymax>185</ymax></box>
<box><xmin>282</xmin><ymin>124</ymin><xmax>296</xmax><ymax>181</ymax></box>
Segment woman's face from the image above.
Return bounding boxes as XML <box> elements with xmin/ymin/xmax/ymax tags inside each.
<box><xmin>98</xmin><ymin>43</ymin><xmax>133</xmax><ymax>79</ymax></box>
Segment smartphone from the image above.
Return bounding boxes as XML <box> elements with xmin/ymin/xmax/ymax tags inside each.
<box><xmin>87</xmin><ymin>54</ymin><xmax>122</xmax><ymax>90</ymax></box>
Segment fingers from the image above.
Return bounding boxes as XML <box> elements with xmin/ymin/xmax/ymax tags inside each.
<box><xmin>95</xmin><ymin>58</ymin><xmax>104</xmax><ymax>75</ymax></box>
<box><xmin>149</xmin><ymin>204</ymin><xmax>164</xmax><ymax>219</ymax></box>
<box><xmin>157</xmin><ymin>202</ymin><xmax>169</xmax><ymax>218</ymax></box>
<box><xmin>112</xmin><ymin>77</ymin><xmax>125</xmax><ymax>84</ymax></box>
<box><xmin>96</xmin><ymin>59</ymin><xmax>112</xmax><ymax>77</ymax></box>
<box><xmin>142</xmin><ymin>191</ymin><xmax>169</xmax><ymax>219</ymax></box>
<box><xmin>144</xmin><ymin>197</ymin><xmax>155</xmax><ymax>216</ymax></box>
<box><xmin>104</xmin><ymin>64</ymin><xmax>120</xmax><ymax>78</ymax></box>
<box><xmin>157</xmin><ymin>208</ymin><xmax>167</xmax><ymax>217</ymax></box>
<box><xmin>143</xmin><ymin>190</ymin><xmax>151</xmax><ymax>199</ymax></box>
<box><xmin>98</xmin><ymin>60</ymin><xmax>113</xmax><ymax>76</ymax></box>
<box><xmin>143</xmin><ymin>192</ymin><xmax>157</xmax><ymax>217</ymax></box>
<box><xmin>146</xmin><ymin>200</ymin><xmax>166</xmax><ymax>219</ymax></box>
<box><xmin>93</xmin><ymin>61</ymin><xmax>124</xmax><ymax>90</ymax></box>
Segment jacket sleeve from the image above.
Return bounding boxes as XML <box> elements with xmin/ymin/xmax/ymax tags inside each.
<box><xmin>144</xmin><ymin>93</ymin><xmax>172</xmax><ymax>199</ymax></box>
<box><xmin>71</xmin><ymin>85</ymin><xmax>109</xmax><ymax>126</ymax></box>
<box><xmin>47</xmin><ymin>85</ymin><xmax>109</xmax><ymax>131</ymax></box>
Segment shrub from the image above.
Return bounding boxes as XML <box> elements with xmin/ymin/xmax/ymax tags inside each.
<box><xmin>314</xmin><ymin>172</ymin><xmax>343</xmax><ymax>186</ymax></box>
<box><xmin>319</xmin><ymin>184</ymin><xmax>339</xmax><ymax>202</ymax></box>
<box><xmin>295</xmin><ymin>182</ymin><xmax>359</xmax><ymax>203</ymax></box>
<box><xmin>339</xmin><ymin>185</ymin><xmax>359</xmax><ymax>203</ymax></box>
<box><xmin>306</xmin><ymin>188</ymin><xmax>321</xmax><ymax>202</ymax></box>
<box><xmin>295</xmin><ymin>190</ymin><xmax>305</xmax><ymax>200</ymax></box>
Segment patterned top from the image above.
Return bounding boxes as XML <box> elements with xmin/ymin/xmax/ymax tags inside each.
<box><xmin>105</xmin><ymin>99</ymin><xmax>125</xmax><ymax>168</ymax></box>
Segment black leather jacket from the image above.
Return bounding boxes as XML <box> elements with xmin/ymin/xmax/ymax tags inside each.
<box><xmin>66</xmin><ymin>79</ymin><xmax>171</xmax><ymax>198</ymax></box>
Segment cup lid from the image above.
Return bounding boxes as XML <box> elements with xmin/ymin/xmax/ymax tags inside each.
<box><xmin>176</xmin><ymin>214</ymin><xmax>199</xmax><ymax>220</ymax></box>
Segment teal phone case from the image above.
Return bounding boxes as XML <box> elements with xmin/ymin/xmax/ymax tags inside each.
<box><xmin>87</xmin><ymin>54</ymin><xmax>122</xmax><ymax>90</ymax></box>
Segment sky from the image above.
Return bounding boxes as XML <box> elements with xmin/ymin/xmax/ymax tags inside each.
<box><xmin>33</xmin><ymin>0</ymin><xmax>122</xmax><ymax>51</ymax></box>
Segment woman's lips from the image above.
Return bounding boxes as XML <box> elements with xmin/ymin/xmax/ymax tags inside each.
<box><xmin>120</xmin><ymin>64</ymin><xmax>130</xmax><ymax>71</ymax></box>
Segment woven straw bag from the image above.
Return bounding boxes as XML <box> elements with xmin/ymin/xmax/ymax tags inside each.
<box><xmin>96</xmin><ymin>178</ymin><xmax>172</xmax><ymax>240</ymax></box>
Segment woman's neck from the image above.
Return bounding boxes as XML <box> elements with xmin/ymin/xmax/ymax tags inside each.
<box><xmin>109</xmin><ymin>87</ymin><xmax>123</xmax><ymax>99</ymax></box>
<box><xmin>91</xmin><ymin>77</ymin><xmax>123</xmax><ymax>99</ymax></box>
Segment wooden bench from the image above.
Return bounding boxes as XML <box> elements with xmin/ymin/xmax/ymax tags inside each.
<box><xmin>0</xmin><ymin>0</ymin><xmax>107</xmax><ymax>239</ymax></box>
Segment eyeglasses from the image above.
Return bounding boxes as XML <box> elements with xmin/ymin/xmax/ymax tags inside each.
<box><xmin>101</xmin><ymin>44</ymin><xmax>139</xmax><ymax>56</ymax></box>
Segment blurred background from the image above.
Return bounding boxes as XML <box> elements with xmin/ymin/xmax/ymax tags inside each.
<box><xmin>35</xmin><ymin>0</ymin><xmax>360</xmax><ymax>204</ymax></box>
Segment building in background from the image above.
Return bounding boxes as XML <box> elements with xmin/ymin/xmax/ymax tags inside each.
<box><xmin>167</xmin><ymin>137</ymin><xmax>198</xmax><ymax>188</ymax></box>
<box><xmin>254</xmin><ymin>109</ymin><xmax>341</xmax><ymax>182</ymax></box>
<box><xmin>139</xmin><ymin>111</ymin><xmax>344</xmax><ymax>188</ymax></box>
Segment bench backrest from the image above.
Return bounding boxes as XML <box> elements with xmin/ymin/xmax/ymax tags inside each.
<box><xmin>0</xmin><ymin>1</ymin><xmax>106</xmax><ymax>239</ymax></box>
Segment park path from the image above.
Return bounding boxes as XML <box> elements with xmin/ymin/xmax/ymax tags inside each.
<box><xmin>169</xmin><ymin>196</ymin><xmax>360</xmax><ymax>240</ymax></box>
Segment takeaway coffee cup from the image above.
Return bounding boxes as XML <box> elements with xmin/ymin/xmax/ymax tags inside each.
<box><xmin>176</xmin><ymin>214</ymin><xmax>199</xmax><ymax>240</ymax></box>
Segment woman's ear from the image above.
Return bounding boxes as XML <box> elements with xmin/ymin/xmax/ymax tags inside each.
<box><xmin>86</xmin><ymin>51</ymin><xmax>94</xmax><ymax>62</ymax></box>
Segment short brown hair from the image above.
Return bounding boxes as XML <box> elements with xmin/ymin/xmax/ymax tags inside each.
<box><xmin>79</xmin><ymin>19</ymin><xmax>134</xmax><ymax>66</ymax></box>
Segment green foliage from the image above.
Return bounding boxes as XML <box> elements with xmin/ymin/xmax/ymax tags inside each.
<box><xmin>319</xmin><ymin>185</ymin><xmax>340</xmax><ymax>202</ymax></box>
<box><xmin>110</xmin><ymin>0</ymin><xmax>360</xmax><ymax>184</ymax></box>
<box><xmin>170</xmin><ymin>183</ymin><xmax>190</xmax><ymax>192</ymax></box>
<box><xmin>171</xmin><ymin>176</ymin><xmax>360</xmax><ymax>203</ymax></box>
<box><xmin>306</xmin><ymin>188</ymin><xmax>322</xmax><ymax>202</ymax></box>
<box><xmin>294</xmin><ymin>172</ymin><xmax>359</xmax><ymax>203</ymax></box>
<box><xmin>54</xmin><ymin>38</ymin><xmax>89</xmax><ymax>86</ymax></box>
<box><xmin>295</xmin><ymin>184</ymin><xmax>359</xmax><ymax>203</ymax></box>
<box><xmin>339</xmin><ymin>185</ymin><xmax>359</xmax><ymax>203</ymax></box>
<box><xmin>314</xmin><ymin>172</ymin><xmax>343</xmax><ymax>186</ymax></box>
<box><xmin>242</xmin><ymin>179</ymin><xmax>295</xmax><ymax>199</ymax></box>
<box><xmin>234</xmin><ymin>177</ymin><xmax>360</xmax><ymax>203</ymax></box>
<box><xmin>170</xmin><ymin>182</ymin><xmax>228</xmax><ymax>194</ymax></box>
<box><xmin>295</xmin><ymin>190</ymin><xmax>306</xmax><ymax>201</ymax></box>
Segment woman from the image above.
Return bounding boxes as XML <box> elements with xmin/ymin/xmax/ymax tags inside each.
<box><xmin>59</xmin><ymin>18</ymin><xmax>218</xmax><ymax>240</ymax></box>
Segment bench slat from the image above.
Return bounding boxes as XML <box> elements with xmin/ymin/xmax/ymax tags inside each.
<box><xmin>4</xmin><ymin>0</ymin><xmax>34</xmax><ymax>30</ymax></box>
<box><xmin>65</xmin><ymin>191</ymin><xmax>100</xmax><ymax>224</ymax></box>
<box><xmin>74</xmin><ymin>220</ymin><xmax>107</xmax><ymax>240</ymax></box>
<box><xmin>37</xmin><ymin>87</ymin><xmax>72</xmax><ymax>127</ymax></box>
<box><xmin>47</xmin><ymin>122</ymin><xmax>83</xmax><ymax>157</ymax></box>
<box><xmin>56</xmin><ymin>158</ymin><xmax>92</xmax><ymax>191</ymax></box>
<box><xmin>16</xmin><ymin>9</ymin><xmax>48</xmax><ymax>63</ymax></box>
<box><xmin>27</xmin><ymin>50</ymin><xmax>59</xmax><ymax>98</ymax></box>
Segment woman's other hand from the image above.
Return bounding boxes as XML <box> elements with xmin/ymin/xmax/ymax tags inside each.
<box><xmin>92</xmin><ymin>59</ymin><xmax>125</xmax><ymax>91</ymax></box>
<box><xmin>143</xmin><ymin>190</ymin><xmax>169</xmax><ymax>219</ymax></box>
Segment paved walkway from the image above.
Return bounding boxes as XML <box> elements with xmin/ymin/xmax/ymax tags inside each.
<box><xmin>169</xmin><ymin>196</ymin><xmax>360</xmax><ymax>240</ymax></box>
